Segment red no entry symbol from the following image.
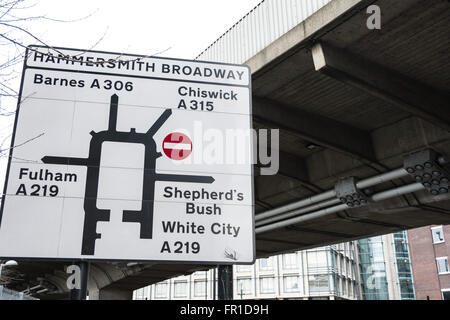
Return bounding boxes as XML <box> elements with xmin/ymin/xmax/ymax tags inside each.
<box><xmin>163</xmin><ymin>132</ymin><xmax>193</xmax><ymax>160</ymax></box>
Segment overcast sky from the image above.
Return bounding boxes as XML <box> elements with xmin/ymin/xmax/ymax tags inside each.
<box><xmin>0</xmin><ymin>0</ymin><xmax>262</xmax><ymax>187</ymax></box>
<box><xmin>26</xmin><ymin>0</ymin><xmax>261</xmax><ymax>58</ymax></box>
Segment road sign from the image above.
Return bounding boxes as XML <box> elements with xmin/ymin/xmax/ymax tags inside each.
<box><xmin>163</xmin><ymin>132</ymin><xmax>193</xmax><ymax>160</ymax></box>
<box><xmin>0</xmin><ymin>46</ymin><xmax>254</xmax><ymax>264</ymax></box>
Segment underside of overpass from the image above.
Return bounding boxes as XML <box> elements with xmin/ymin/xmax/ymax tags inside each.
<box><xmin>3</xmin><ymin>0</ymin><xmax>449</xmax><ymax>299</ymax></box>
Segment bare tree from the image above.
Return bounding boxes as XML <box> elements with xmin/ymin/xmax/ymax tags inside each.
<box><xmin>0</xmin><ymin>1</ymin><xmax>102</xmax><ymax>286</ymax></box>
<box><xmin>1</xmin><ymin>1</ymin><xmax>91</xmax><ymax>96</ymax></box>
<box><xmin>0</xmin><ymin>0</ymin><xmax>104</xmax><ymax>160</ymax></box>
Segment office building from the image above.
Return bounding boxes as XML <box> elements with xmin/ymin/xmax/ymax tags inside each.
<box><xmin>408</xmin><ymin>225</ymin><xmax>450</xmax><ymax>300</ymax></box>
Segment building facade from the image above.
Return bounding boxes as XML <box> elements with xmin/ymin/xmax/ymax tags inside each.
<box><xmin>133</xmin><ymin>231</ymin><xmax>419</xmax><ymax>301</ymax></box>
<box><xmin>357</xmin><ymin>232</ymin><xmax>415</xmax><ymax>300</ymax></box>
<box><xmin>134</xmin><ymin>243</ymin><xmax>360</xmax><ymax>300</ymax></box>
<box><xmin>408</xmin><ymin>225</ymin><xmax>450</xmax><ymax>300</ymax></box>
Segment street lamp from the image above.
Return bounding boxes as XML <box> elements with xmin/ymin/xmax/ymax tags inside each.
<box><xmin>0</xmin><ymin>260</ymin><xmax>18</xmax><ymax>277</ymax></box>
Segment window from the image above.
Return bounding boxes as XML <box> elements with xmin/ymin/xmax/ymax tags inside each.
<box><xmin>442</xmin><ymin>289</ymin><xmax>450</xmax><ymax>300</ymax></box>
<box><xmin>338</xmin><ymin>277</ymin><xmax>343</xmax><ymax>295</ymax></box>
<box><xmin>260</xmin><ymin>277</ymin><xmax>275</xmax><ymax>294</ymax></box>
<box><xmin>259</xmin><ymin>257</ymin><xmax>273</xmax><ymax>271</ymax></box>
<box><xmin>155</xmin><ymin>282</ymin><xmax>168</xmax><ymax>298</ymax></box>
<box><xmin>174</xmin><ymin>281</ymin><xmax>188</xmax><ymax>298</ymax></box>
<box><xmin>236</xmin><ymin>264</ymin><xmax>252</xmax><ymax>272</ymax></box>
<box><xmin>432</xmin><ymin>226</ymin><xmax>445</xmax><ymax>244</ymax></box>
<box><xmin>340</xmin><ymin>256</ymin><xmax>345</xmax><ymax>274</ymax></box>
<box><xmin>309</xmin><ymin>274</ymin><xmax>329</xmax><ymax>293</ymax></box>
<box><xmin>347</xmin><ymin>259</ymin><xmax>352</xmax><ymax>278</ymax></box>
<box><xmin>283</xmin><ymin>253</ymin><xmax>298</xmax><ymax>269</ymax></box>
<box><xmin>347</xmin><ymin>280</ymin><xmax>352</xmax><ymax>297</ymax></box>
<box><xmin>342</xmin><ymin>278</ymin><xmax>346</xmax><ymax>296</ymax></box>
<box><xmin>307</xmin><ymin>250</ymin><xmax>328</xmax><ymax>269</ymax></box>
<box><xmin>135</xmin><ymin>287</ymin><xmax>146</xmax><ymax>300</ymax></box>
<box><xmin>237</xmin><ymin>278</ymin><xmax>252</xmax><ymax>295</ymax></box>
<box><xmin>283</xmin><ymin>275</ymin><xmax>300</xmax><ymax>293</ymax></box>
<box><xmin>436</xmin><ymin>257</ymin><xmax>450</xmax><ymax>274</ymax></box>
<box><xmin>194</xmin><ymin>280</ymin><xmax>206</xmax><ymax>297</ymax></box>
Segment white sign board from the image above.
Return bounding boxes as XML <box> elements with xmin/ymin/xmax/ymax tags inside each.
<box><xmin>0</xmin><ymin>46</ymin><xmax>254</xmax><ymax>264</ymax></box>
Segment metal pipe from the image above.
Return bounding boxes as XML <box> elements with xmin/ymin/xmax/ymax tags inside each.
<box><xmin>255</xmin><ymin>168</ymin><xmax>409</xmax><ymax>222</ymax></box>
<box><xmin>256</xmin><ymin>182</ymin><xmax>424</xmax><ymax>234</ymax></box>
<box><xmin>256</xmin><ymin>204</ymin><xmax>349</xmax><ymax>234</ymax></box>
<box><xmin>370</xmin><ymin>182</ymin><xmax>424</xmax><ymax>202</ymax></box>
<box><xmin>356</xmin><ymin>168</ymin><xmax>408</xmax><ymax>189</ymax></box>
<box><xmin>256</xmin><ymin>198</ymin><xmax>341</xmax><ymax>227</ymax></box>
<box><xmin>255</xmin><ymin>190</ymin><xmax>336</xmax><ymax>222</ymax></box>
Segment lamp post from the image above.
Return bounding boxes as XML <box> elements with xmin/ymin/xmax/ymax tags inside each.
<box><xmin>0</xmin><ymin>260</ymin><xmax>18</xmax><ymax>278</ymax></box>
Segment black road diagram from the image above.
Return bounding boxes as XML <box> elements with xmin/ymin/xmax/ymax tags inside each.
<box><xmin>42</xmin><ymin>94</ymin><xmax>215</xmax><ymax>255</ymax></box>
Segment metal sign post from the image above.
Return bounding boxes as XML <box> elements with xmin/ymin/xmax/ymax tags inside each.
<box><xmin>69</xmin><ymin>261</ymin><xmax>89</xmax><ymax>300</ymax></box>
<box><xmin>218</xmin><ymin>265</ymin><xmax>233</xmax><ymax>300</ymax></box>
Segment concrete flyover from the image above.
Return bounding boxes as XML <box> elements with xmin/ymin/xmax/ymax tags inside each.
<box><xmin>4</xmin><ymin>0</ymin><xmax>450</xmax><ymax>299</ymax></box>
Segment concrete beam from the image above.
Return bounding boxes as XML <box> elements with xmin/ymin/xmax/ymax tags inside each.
<box><xmin>253</xmin><ymin>97</ymin><xmax>377</xmax><ymax>163</ymax></box>
<box><xmin>256</xmin><ymin>150</ymin><xmax>313</xmax><ymax>185</ymax></box>
<box><xmin>312</xmin><ymin>42</ymin><xmax>450</xmax><ymax>131</ymax></box>
<box><xmin>246</xmin><ymin>0</ymin><xmax>373</xmax><ymax>74</ymax></box>
<box><xmin>277</xmin><ymin>151</ymin><xmax>309</xmax><ymax>182</ymax></box>
<box><xmin>95</xmin><ymin>287</ymin><xmax>133</xmax><ymax>300</ymax></box>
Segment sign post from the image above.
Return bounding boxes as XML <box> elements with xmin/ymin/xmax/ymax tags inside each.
<box><xmin>218</xmin><ymin>265</ymin><xmax>233</xmax><ymax>300</ymax></box>
<box><xmin>0</xmin><ymin>46</ymin><xmax>254</xmax><ymax>277</ymax></box>
<box><xmin>69</xmin><ymin>261</ymin><xmax>89</xmax><ymax>300</ymax></box>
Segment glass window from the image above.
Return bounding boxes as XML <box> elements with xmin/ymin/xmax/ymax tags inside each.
<box><xmin>236</xmin><ymin>264</ymin><xmax>252</xmax><ymax>272</ymax></box>
<box><xmin>237</xmin><ymin>278</ymin><xmax>252</xmax><ymax>295</ymax></box>
<box><xmin>194</xmin><ymin>280</ymin><xmax>206</xmax><ymax>297</ymax></box>
<box><xmin>308</xmin><ymin>274</ymin><xmax>329</xmax><ymax>293</ymax></box>
<box><xmin>283</xmin><ymin>275</ymin><xmax>300</xmax><ymax>293</ymax></box>
<box><xmin>135</xmin><ymin>287</ymin><xmax>146</xmax><ymax>300</ymax></box>
<box><xmin>436</xmin><ymin>257</ymin><xmax>450</xmax><ymax>274</ymax></box>
<box><xmin>342</xmin><ymin>278</ymin><xmax>347</xmax><ymax>296</ymax></box>
<box><xmin>432</xmin><ymin>226</ymin><xmax>445</xmax><ymax>244</ymax></box>
<box><xmin>155</xmin><ymin>282</ymin><xmax>168</xmax><ymax>298</ymax></box>
<box><xmin>347</xmin><ymin>259</ymin><xmax>351</xmax><ymax>278</ymax></box>
<box><xmin>398</xmin><ymin>278</ymin><xmax>415</xmax><ymax>300</ymax></box>
<box><xmin>307</xmin><ymin>250</ymin><xmax>328</xmax><ymax>269</ymax></box>
<box><xmin>336</xmin><ymin>276</ymin><xmax>342</xmax><ymax>295</ymax></box>
<box><xmin>283</xmin><ymin>253</ymin><xmax>298</xmax><ymax>269</ymax></box>
<box><xmin>442</xmin><ymin>290</ymin><xmax>450</xmax><ymax>300</ymax></box>
<box><xmin>260</xmin><ymin>277</ymin><xmax>275</xmax><ymax>294</ymax></box>
<box><xmin>259</xmin><ymin>257</ymin><xmax>273</xmax><ymax>271</ymax></box>
<box><xmin>174</xmin><ymin>281</ymin><xmax>188</xmax><ymax>298</ymax></box>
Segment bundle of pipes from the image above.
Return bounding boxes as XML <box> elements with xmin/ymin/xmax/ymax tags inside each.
<box><xmin>255</xmin><ymin>168</ymin><xmax>425</xmax><ymax>234</ymax></box>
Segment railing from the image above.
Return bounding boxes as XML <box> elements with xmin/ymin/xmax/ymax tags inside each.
<box><xmin>0</xmin><ymin>285</ymin><xmax>38</xmax><ymax>300</ymax></box>
<box><xmin>196</xmin><ymin>0</ymin><xmax>332</xmax><ymax>64</ymax></box>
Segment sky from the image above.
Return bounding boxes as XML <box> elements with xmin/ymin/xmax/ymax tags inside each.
<box><xmin>0</xmin><ymin>0</ymin><xmax>262</xmax><ymax>188</ymax></box>
<box><xmin>22</xmin><ymin>0</ymin><xmax>262</xmax><ymax>58</ymax></box>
